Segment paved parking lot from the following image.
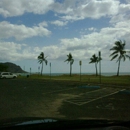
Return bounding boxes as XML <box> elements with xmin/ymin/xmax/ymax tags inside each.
<box><xmin>0</xmin><ymin>79</ymin><xmax>130</xmax><ymax>120</ymax></box>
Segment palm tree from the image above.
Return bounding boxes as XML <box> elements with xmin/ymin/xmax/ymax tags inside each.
<box><xmin>110</xmin><ymin>40</ymin><xmax>130</xmax><ymax>76</ymax></box>
<box><xmin>89</xmin><ymin>54</ymin><xmax>101</xmax><ymax>76</ymax></box>
<box><xmin>64</xmin><ymin>53</ymin><xmax>74</xmax><ymax>77</ymax></box>
<box><xmin>37</xmin><ymin>52</ymin><xmax>48</xmax><ymax>75</ymax></box>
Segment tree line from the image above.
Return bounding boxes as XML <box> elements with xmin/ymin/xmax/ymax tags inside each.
<box><xmin>38</xmin><ymin>40</ymin><xmax>130</xmax><ymax>76</ymax></box>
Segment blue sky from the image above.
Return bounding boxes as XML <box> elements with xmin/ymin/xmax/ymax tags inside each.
<box><xmin>0</xmin><ymin>0</ymin><xmax>130</xmax><ymax>74</ymax></box>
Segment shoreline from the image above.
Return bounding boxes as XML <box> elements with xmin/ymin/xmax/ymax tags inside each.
<box><xmin>16</xmin><ymin>72</ymin><xmax>130</xmax><ymax>77</ymax></box>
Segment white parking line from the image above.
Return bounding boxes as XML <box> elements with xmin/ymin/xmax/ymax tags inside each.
<box><xmin>64</xmin><ymin>88</ymin><xmax>106</xmax><ymax>105</ymax></box>
<box><xmin>79</xmin><ymin>89</ymin><xmax>125</xmax><ymax>105</ymax></box>
<box><xmin>65</xmin><ymin>89</ymin><xmax>126</xmax><ymax>106</ymax></box>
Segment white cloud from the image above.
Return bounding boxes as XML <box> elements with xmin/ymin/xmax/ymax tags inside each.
<box><xmin>110</xmin><ymin>14</ymin><xmax>125</xmax><ymax>24</ymax></box>
<box><xmin>52</xmin><ymin>0</ymin><xmax>120</xmax><ymax>21</ymax></box>
<box><xmin>0</xmin><ymin>0</ymin><xmax>54</xmax><ymax>17</ymax></box>
<box><xmin>0</xmin><ymin>41</ymin><xmax>64</xmax><ymax>62</ymax></box>
<box><xmin>0</xmin><ymin>0</ymin><xmax>130</xmax><ymax>62</ymax></box>
<box><xmin>0</xmin><ymin>42</ymin><xmax>27</xmax><ymax>61</ymax></box>
<box><xmin>1</xmin><ymin>17</ymin><xmax>130</xmax><ymax>62</ymax></box>
<box><xmin>110</xmin><ymin>2</ymin><xmax>130</xmax><ymax>24</ymax></box>
<box><xmin>0</xmin><ymin>0</ymin><xmax>123</xmax><ymax>22</ymax></box>
<box><xmin>0</xmin><ymin>21</ymin><xmax>51</xmax><ymax>40</ymax></box>
<box><xmin>119</xmin><ymin>3</ymin><xmax>130</xmax><ymax>13</ymax></box>
<box><xmin>50</xmin><ymin>20</ymin><xmax>68</xmax><ymax>26</ymax></box>
<box><xmin>38</xmin><ymin>21</ymin><xmax>48</xmax><ymax>27</ymax></box>
<box><xmin>88</xmin><ymin>27</ymin><xmax>97</xmax><ymax>31</ymax></box>
<box><xmin>56</xmin><ymin>19</ymin><xmax>130</xmax><ymax>60</ymax></box>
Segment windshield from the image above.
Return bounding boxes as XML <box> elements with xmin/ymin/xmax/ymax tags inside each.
<box><xmin>0</xmin><ymin>0</ymin><xmax>130</xmax><ymax>125</ymax></box>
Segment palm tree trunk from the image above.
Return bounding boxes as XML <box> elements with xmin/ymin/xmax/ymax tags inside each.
<box><xmin>117</xmin><ymin>58</ymin><xmax>121</xmax><ymax>76</ymax></box>
<box><xmin>95</xmin><ymin>63</ymin><xmax>98</xmax><ymax>76</ymax></box>
<box><xmin>70</xmin><ymin>62</ymin><xmax>71</xmax><ymax>77</ymax></box>
<box><xmin>41</xmin><ymin>62</ymin><xmax>43</xmax><ymax>75</ymax></box>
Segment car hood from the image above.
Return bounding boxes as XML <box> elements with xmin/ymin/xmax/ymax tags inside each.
<box><xmin>0</xmin><ymin>117</ymin><xmax>129</xmax><ymax>128</ymax></box>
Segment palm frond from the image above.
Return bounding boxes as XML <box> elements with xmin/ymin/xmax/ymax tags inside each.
<box><xmin>38</xmin><ymin>55</ymin><xmax>42</xmax><ymax>59</ymax></box>
<box><xmin>92</xmin><ymin>54</ymin><xmax>96</xmax><ymax>58</ymax></box>
<box><xmin>110</xmin><ymin>46</ymin><xmax>118</xmax><ymax>50</ymax></box>
<box><xmin>89</xmin><ymin>54</ymin><xmax>100</xmax><ymax>64</ymax></box>
<box><xmin>38</xmin><ymin>52</ymin><xmax>48</xmax><ymax>65</ymax></box>
<box><xmin>115</xmin><ymin>41</ymin><xmax>121</xmax><ymax>46</ymax></box>
<box><xmin>70</xmin><ymin>59</ymin><xmax>74</xmax><ymax>65</ymax></box>
<box><xmin>99</xmin><ymin>57</ymin><xmax>102</xmax><ymax>60</ymax></box>
<box><xmin>38</xmin><ymin>60</ymin><xmax>42</xmax><ymax>64</ymax></box>
<box><xmin>45</xmin><ymin>60</ymin><xmax>48</xmax><ymax>65</ymax></box>
<box><xmin>89</xmin><ymin>58</ymin><xmax>95</xmax><ymax>63</ymax></box>
<box><xmin>110</xmin><ymin>54</ymin><xmax>118</xmax><ymax>61</ymax></box>
<box><xmin>45</xmin><ymin>56</ymin><xmax>48</xmax><ymax>59</ymax></box>
<box><xmin>90</xmin><ymin>57</ymin><xmax>94</xmax><ymax>61</ymax></box>
<box><xmin>89</xmin><ymin>61</ymin><xmax>94</xmax><ymax>64</ymax></box>
<box><xmin>110</xmin><ymin>40</ymin><xmax>128</xmax><ymax>63</ymax></box>
<box><xmin>110</xmin><ymin>50</ymin><xmax>118</xmax><ymax>57</ymax></box>
<box><xmin>65</xmin><ymin>53</ymin><xmax>74</xmax><ymax>64</ymax></box>
<box><xmin>64</xmin><ymin>59</ymin><xmax>69</xmax><ymax>62</ymax></box>
<box><xmin>125</xmin><ymin>54</ymin><xmax>130</xmax><ymax>60</ymax></box>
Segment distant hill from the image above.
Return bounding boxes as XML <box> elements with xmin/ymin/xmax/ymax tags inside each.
<box><xmin>0</xmin><ymin>62</ymin><xmax>26</xmax><ymax>73</ymax></box>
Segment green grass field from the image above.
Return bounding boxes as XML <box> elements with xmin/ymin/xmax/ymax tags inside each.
<box><xmin>19</xmin><ymin>74</ymin><xmax>130</xmax><ymax>86</ymax></box>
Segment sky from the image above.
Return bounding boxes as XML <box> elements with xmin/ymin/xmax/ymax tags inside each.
<box><xmin>0</xmin><ymin>0</ymin><xmax>130</xmax><ymax>74</ymax></box>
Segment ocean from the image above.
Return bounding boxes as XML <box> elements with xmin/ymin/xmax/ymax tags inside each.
<box><xmin>33</xmin><ymin>72</ymin><xmax>130</xmax><ymax>76</ymax></box>
<box><xmin>16</xmin><ymin>72</ymin><xmax>130</xmax><ymax>76</ymax></box>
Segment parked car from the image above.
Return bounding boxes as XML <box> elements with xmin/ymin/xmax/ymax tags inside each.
<box><xmin>19</xmin><ymin>73</ymin><xmax>30</xmax><ymax>78</ymax></box>
<box><xmin>0</xmin><ymin>72</ymin><xmax>17</xmax><ymax>79</ymax></box>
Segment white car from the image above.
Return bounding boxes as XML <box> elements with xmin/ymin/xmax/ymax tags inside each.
<box><xmin>0</xmin><ymin>72</ymin><xmax>17</xmax><ymax>79</ymax></box>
